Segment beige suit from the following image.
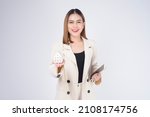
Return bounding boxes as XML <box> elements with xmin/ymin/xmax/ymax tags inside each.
<box><xmin>50</xmin><ymin>39</ymin><xmax>101</xmax><ymax>100</ymax></box>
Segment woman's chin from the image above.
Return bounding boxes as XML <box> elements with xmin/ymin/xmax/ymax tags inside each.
<box><xmin>70</xmin><ymin>33</ymin><xmax>81</xmax><ymax>37</ymax></box>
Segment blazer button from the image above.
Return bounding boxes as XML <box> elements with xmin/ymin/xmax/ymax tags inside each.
<box><xmin>67</xmin><ymin>91</ymin><xmax>70</xmax><ymax>95</ymax></box>
<box><xmin>87</xmin><ymin>90</ymin><xmax>90</xmax><ymax>93</ymax></box>
<box><xmin>67</xmin><ymin>80</ymin><xmax>70</xmax><ymax>83</ymax></box>
<box><xmin>87</xmin><ymin>79</ymin><xmax>89</xmax><ymax>82</ymax></box>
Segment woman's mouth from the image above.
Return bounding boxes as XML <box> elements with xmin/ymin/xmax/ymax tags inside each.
<box><xmin>72</xmin><ymin>29</ymin><xmax>79</xmax><ymax>33</ymax></box>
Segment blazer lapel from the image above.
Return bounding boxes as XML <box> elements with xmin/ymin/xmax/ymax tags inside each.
<box><xmin>63</xmin><ymin>44</ymin><xmax>77</xmax><ymax>65</ymax></box>
<box><xmin>83</xmin><ymin>39</ymin><xmax>93</xmax><ymax>80</ymax></box>
<box><xmin>63</xmin><ymin>39</ymin><xmax>93</xmax><ymax>82</ymax></box>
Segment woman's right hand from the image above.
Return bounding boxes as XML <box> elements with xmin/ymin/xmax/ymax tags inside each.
<box><xmin>54</xmin><ymin>60</ymin><xmax>64</xmax><ymax>68</ymax></box>
<box><xmin>53</xmin><ymin>52</ymin><xmax>64</xmax><ymax>68</ymax></box>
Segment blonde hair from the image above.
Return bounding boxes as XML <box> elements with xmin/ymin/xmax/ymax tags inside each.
<box><xmin>63</xmin><ymin>9</ymin><xmax>87</xmax><ymax>44</ymax></box>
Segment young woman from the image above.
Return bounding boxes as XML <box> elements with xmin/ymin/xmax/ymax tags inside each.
<box><xmin>50</xmin><ymin>9</ymin><xmax>103</xmax><ymax>100</ymax></box>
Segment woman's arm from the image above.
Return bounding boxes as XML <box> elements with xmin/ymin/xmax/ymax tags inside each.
<box><xmin>49</xmin><ymin>42</ymin><xmax>64</xmax><ymax>78</ymax></box>
<box><xmin>90</xmin><ymin>41</ymin><xmax>104</xmax><ymax>85</ymax></box>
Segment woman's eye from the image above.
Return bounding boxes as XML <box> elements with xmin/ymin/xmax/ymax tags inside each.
<box><xmin>77</xmin><ymin>21</ymin><xmax>81</xmax><ymax>23</ymax></box>
<box><xmin>68</xmin><ymin>21</ymin><xmax>73</xmax><ymax>24</ymax></box>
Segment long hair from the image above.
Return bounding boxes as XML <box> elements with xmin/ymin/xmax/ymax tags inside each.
<box><xmin>63</xmin><ymin>9</ymin><xmax>87</xmax><ymax>44</ymax></box>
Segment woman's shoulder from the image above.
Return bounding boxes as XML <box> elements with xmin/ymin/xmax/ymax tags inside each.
<box><xmin>83</xmin><ymin>38</ymin><xmax>96</xmax><ymax>47</ymax></box>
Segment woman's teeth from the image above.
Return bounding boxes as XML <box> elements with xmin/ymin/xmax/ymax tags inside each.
<box><xmin>72</xmin><ymin>29</ymin><xmax>79</xmax><ymax>32</ymax></box>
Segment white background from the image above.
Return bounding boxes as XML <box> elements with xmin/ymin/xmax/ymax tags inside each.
<box><xmin>0</xmin><ymin>0</ymin><xmax>150</xmax><ymax>99</ymax></box>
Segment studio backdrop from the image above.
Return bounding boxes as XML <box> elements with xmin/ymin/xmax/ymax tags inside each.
<box><xmin>0</xmin><ymin>0</ymin><xmax>150</xmax><ymax>99</ymax></box>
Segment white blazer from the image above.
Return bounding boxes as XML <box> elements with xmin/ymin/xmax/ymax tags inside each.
<box><xmin>50</xmin><ymin>38</ymin><xmax>101</xmax><ymax>100</ymax></box>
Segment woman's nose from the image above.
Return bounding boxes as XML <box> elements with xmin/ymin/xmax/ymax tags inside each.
<box><xmin>73</xmin><ymin>23</ymin><xmax>78</xmax><ymax>28</ymax></box>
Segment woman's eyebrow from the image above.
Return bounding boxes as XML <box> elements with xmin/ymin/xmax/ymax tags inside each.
<box><xmin>68</xmin><ymin>20</ymin><xmax>74</xmax><ymax>21</ymax></box>
<box><xmin>68</xmin><ymin>19</ymin><xmax>82</xmax><ymax>21</ymax></box>
<box><xmin>77</xmin><ymin>19</ymin><xmax>82</xmax><ymax>21</ymax></box>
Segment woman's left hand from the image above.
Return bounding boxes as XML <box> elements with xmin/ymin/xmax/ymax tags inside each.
<box><xmin>92</xmin><ymin>73</ymin><xmax>101</xmax><ymax>82</ymax></box>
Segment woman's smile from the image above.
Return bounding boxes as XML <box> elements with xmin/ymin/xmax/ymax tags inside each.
<box><xmin>71</xmin><ymin>29</ymin><xmax>80</xmax><ymax>33</ymax></box>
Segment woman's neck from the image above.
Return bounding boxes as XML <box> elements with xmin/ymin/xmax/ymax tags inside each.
<box><xmin>70</xmin><ymin>36</ymin><xmax>82</xmax><ymax>43</ymax></box>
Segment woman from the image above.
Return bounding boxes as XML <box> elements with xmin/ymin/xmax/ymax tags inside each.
<box><xmin>50</xmin><ymin>8</ymin><xmax>104</xmax><ymax>100</ymax></box>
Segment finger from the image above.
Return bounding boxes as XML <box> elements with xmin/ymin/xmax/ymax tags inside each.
<box><xmin>95</xmin><ymin>76</ymin><xmax>100</xmax><ymax>81</ymax></box>
<box><xmin>55</xmin><ymin>64</ymin><xmax>59</xmax><ymax>67</ymax></box>
<box><xmin>56</xmin><ymin>63</ymin><xmax>61</xmax><ymax>67</ymax></box>
<box><xmin>93</xmin><ymin>76</ymin><xmax>96</xmax><ymax>81</ymax></box>
<box><xmin>97</xmin><ymin>73</ymin><xmax>100</xmax><ymax>76</ymax></box>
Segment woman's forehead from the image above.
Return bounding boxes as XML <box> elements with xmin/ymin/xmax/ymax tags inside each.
<box><xmin>68</xmin><ymin>13</ymin><xmax>83</xmax><ymax>21</ymax></box>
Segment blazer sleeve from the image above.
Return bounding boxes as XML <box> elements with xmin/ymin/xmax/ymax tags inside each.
<box><xmin>49</xmin><ymin>42</ymin><xmax>64</xmax><ymax>77</ymax></box>
<box><xmin>90</xmin><ymin>41</ymin><xmax>102</xmax><ymax>76</ymax></box>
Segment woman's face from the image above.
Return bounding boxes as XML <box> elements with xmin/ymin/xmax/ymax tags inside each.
<box><xmin>68</xmin><ymin>13</ymin><xmax>84</xmax><ymax>38</ymax></box>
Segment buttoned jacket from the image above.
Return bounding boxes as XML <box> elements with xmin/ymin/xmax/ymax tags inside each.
<box><xmin>50</xmin><ymin>38</ymin><xmax>100</xmax><ymax>100</ymax></box>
